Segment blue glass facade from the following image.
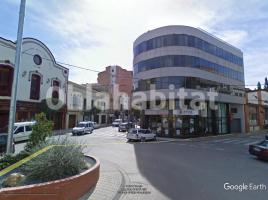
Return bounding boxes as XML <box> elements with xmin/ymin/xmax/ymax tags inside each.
<box><xmin>137</xmin><ymin>76</ymin><xmax>241</xmax><ymax>95</ymax></box>
<box><xmin>134</xmin><ymin>55</ymin><xmax>244</xmax><ymax>82</ymax></box>
<box><xmin>134</xmin><ymin>34</ymin><xmax>243</xmax><ymax>66</ymax></box>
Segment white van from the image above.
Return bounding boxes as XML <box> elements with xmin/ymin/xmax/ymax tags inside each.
<box><xmin>13</xmin><ymin>121</ymin><xmax>36</xmax><ymax>142</ymax></box>
<box><xmin>72</xmin><ymin>121</ymin><xmax>94</xmax><ymax>136</ymax></box>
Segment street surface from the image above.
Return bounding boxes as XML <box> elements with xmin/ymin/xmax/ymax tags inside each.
<box><xmin>15</xmin><ymin>127</ymin><xmax>268</xmax><ymax>200</ymax></box>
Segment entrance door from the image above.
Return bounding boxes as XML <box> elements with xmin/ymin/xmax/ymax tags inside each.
<box><xmin>230</xmin><ymin>118</ymin><xmax>241</xmax><ymax>133</ymax></box>
<box><xmin>68</xmin><ymin>115</ymin><xmax>76</xmax><ymax>128</ymax></box>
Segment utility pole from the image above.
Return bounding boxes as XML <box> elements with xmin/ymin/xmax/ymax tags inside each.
<box><xmin>6</xmin><ymin>0</ymin><xmax>26</xmax><ymax>154</ymax></box>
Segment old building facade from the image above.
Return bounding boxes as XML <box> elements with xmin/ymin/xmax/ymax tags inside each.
<box><xmin>0</xmin><ymin>37</ymin><xmax>68</xmax><ymax>131</ymax></box>
<box><xmin>245</xmin><ymin>89</ymin><xmax>268</xmax><ymax>132</ymax></box>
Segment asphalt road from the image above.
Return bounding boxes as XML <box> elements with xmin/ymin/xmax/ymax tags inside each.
<box><xmin>15</xmin><ymin>127</ymin><xmax>268</xmax><ymax>200</ymax></box>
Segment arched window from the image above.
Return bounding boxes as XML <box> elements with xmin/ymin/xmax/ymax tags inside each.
<box><xmin>30</xmin><ymin>74</ymin><xmax>41</xmax><ymax>100</ymax></box>
<box><xmin>0</xmin><ymin>65</ymin><xmax>13</xmax><ymax>96</ymax></box>
<box><xmin>52</xmin><ymin>80</ymin><xmax>60</xmax><ymax>104</ymax></box>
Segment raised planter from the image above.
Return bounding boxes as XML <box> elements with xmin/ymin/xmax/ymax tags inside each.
<box><xmin>0</xmin><ymin>156</ymin><xmax>100</xmax><ymax>200</ymax></box>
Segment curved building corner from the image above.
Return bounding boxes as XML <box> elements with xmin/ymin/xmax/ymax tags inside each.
<box><xmin>132</xmin><ymin>25</ymin><xmax>246</xmax><ymax>137</ymax></box>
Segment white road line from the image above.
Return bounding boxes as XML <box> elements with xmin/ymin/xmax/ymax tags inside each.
<box><xmin>244</xmin><ymin>141</ymin><xmax>259</xmax><ymax>146</ymax></box>
<box><xmin>232</xmin><ymin>139</ymin><xmax>254</xmax><ymax>144</ymax></box>
<box><xmin>212</xmin><ymin>138</ymin><xmax>233</xmax><ymax>143</ymax></box>
<box><xmin>221</xmin><ymin>139</ymin><xmax>238</xmax><ymax>143</ymax></box>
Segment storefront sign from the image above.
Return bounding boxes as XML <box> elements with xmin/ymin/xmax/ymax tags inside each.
<box><xmin>173</xmin><ymin>109</ymin><xmax>199</xmax><ymax>116</ymax></box>
<box><xmin>145</xmin><ymin>109</ymin><xmax>169</xmax><ymax>115</ymax></box>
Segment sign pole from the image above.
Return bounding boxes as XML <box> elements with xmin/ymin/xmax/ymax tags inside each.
<box><xmin>6</xmin><ymin>0</ymin><xmax>26</xmax><ymax>154</ymax></box>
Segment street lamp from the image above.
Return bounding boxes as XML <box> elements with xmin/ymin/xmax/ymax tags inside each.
<box><xmin>6</xmin><ymin>0</ymin><xmax>26</xmax><ymax>154</ymax></box>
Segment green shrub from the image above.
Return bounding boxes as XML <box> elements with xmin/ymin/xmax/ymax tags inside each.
<box><xmin>25</xmin><ymin>113</ymin><xmax>53</xmax><ymax>151</ymax></box>
<box><xmin>0</xmin><ymin>151</ymin><xmax>30</xmax><ymax>170</ymax></box>
<box><xmin>23</xmin><ymin>138</ymin><xmax>87</xmax><ymax>182</ymax></box>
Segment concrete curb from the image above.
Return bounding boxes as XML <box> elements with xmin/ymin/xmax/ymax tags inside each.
<box><xmin>156</xmin><ymin>130</ymin><xmax>268</xmax><ymax>142</ymax></box>
<box><xmin>82</xmin><ymin>160</ymin><xmax>124</xmax><ymax>200</ymax></box>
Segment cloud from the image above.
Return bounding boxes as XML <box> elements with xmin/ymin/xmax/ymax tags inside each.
<box><xmin>214</xmin><ymin>30</ymin><xmax>249</xmax><ymax>48</ymax></box>
<box><xmin>3</xmin><ymin>0</ymin><xmax>268</xmax><ymax>86</ymax></box>
<box><xmin>244</xmin><ymin>50</ymin><xmax>268</xmax><ymax>86</ymax></box>
<box><xmin>23</xmin><ymin>0</ymin><xmax>235</xmax><ymax>83</ymax></box>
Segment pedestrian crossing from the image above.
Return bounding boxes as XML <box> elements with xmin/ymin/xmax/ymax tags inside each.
<box><xmin>90</xmin><ymin>129</ymin><xmax>128</xmax><ymax>139</ymax></box>
<box><xmin>203</xmin><ymin>137</ymin><xmax>263</xmax><ymax>146</ymax></box>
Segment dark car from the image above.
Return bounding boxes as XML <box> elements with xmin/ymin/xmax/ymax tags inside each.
<box><xmin>0</xmin><ymin>133</ymin><xmax>15</xmax><ymax>155</ymax></box>
<box><xmin>249</xmin><ymin>139</ymin><xmax>268</xmax><ymax>160</ymax></box>
<box><xmin>118</xmin><ymin>122</ymin><xmax>135</xmax><ymax>132</ymax></box>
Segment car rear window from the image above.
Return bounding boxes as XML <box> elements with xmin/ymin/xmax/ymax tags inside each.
<box><xmin>138</xmin><ymin>129</ymin><xmax>151</xmax><ymax>134</ymax></box>
<box><xmin>77</xmin><ymin>123</ymin><xmax>86</xmax><ymax>127</ymax></box>
<box><xmin>131</xmin><ymin>129</ymin><xmax>137</xmax><ymax>134</ymax></box>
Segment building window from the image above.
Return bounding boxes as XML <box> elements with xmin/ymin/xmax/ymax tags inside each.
<box><xmin>33</xmin><ymin>54</ymin><xmax>42</xmax><ymax>65</ymax></box>
<box><xmin>52</xmin><ymin>80</ymin><xmax>60</xmax><ymax>104</ymax></box>
<box><xmin>0</xmin><ymin>65</ymin><xmax>13</xmax><ymax>96</ymax></box>
<box><xmin>134</xmin><ymin>34</ymin><xmax>243</xmax><ymax>66</ymax></box>
<box><xmin>30</xmin><ymin>74</ymin><xmax>41</xmax><ymax>100</ymax></box>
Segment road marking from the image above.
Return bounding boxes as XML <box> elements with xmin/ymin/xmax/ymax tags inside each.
<box><xmin>221</xmin><ymin>139</ymin><xmax>240</xmax><ymax>144</ymax></box>
<box><xmin>212</xmin><ymin>138</ymin><xmax>232</xmax><ymax>143</ymax></box>
<box><xmin>232</xmin><ymin>139</ymin><xmax>253</xmax><ymax>144</ymax></box>
<box><xmin>244</xmin><ymin>141</ymin><xmax>259</xmax><ymax>146</ymax></box>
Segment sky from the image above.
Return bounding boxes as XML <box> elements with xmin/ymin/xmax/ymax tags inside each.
<box><xmin>1</xmin><ymin>0</ymin><xmax>268</xmax><ymax>88</ymax></box>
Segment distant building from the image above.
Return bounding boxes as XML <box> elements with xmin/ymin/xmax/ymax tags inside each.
<box><xmin>67</xmin><ymin>81</ymin><xmax>87</xmax><ymax>128</ymax></box>
<box><xmin>245</xmin><ymin>89</ymin><xmax>268</xmax><ymax>132</ymax></box>
<box><xmin>97</xmin><ymin>65</ymin><xmax>133</xmax><ymax>120</ymax></box>
<box><xmin>133</xmin><ymin>26</ymin><xmax>245</xmax><ymax>137</ymax></box>
<box><xmin>0</xmin><ymin>37</ymin><xmax>68</xmax><ymax>131</ymax></box>
<box><xmin>67</xmin><ymin>81</ymin><xmax>111</xmax><ymax>128</ymax></box>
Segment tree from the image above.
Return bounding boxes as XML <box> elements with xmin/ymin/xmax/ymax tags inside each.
<box><xmin>25</xmin><ymin>113</ymin><xmax>53</xmax><ymax>151</ymax></box>
<box><xmin>265</xmin><ymin>77</ymin><xmax>268</xmax><ymax>89</ymax></box>
<box><xmin>257</xmin><ymin>81</ymin><xmax>262</xmax><ymax>90</ymax></box>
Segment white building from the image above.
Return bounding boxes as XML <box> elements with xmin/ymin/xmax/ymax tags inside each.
<box><xmin>66</xmin><ymin>82</ymin><xmax>111</xmax><ymax>128</ymax></box>
<box><xmin>133</xmin><ymin>26</ymin><xmax>245</xmax><ymax>137</ymax></box>
<box><xmin>0</xmin><ymin>37</ymin><xmax>68</xmax><ymax>130</ymax></box>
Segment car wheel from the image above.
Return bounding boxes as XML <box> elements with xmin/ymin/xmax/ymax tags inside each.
<box><xmin>141</xmin><ymin>137</ymin><xmax>146</xmax><ymax>142</ymax></box>
<box><xmin>153</xmin><ymin>136</ymin><xmax>157</xmax><ymax>141</ymax></box>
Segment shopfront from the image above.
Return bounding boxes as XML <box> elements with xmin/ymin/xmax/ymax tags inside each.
<box><xmin>144</xmin><ymin>102</ymin><xmax>230</xmax><ymax>138</ymax></box>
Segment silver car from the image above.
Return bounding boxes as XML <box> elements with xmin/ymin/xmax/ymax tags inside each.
<box><xmin>127</xmin><ymin>128</ymin><xmax>156</xmax><ymax>142</ymax></box>
<box><xmin>72</xmin><ymin>121</ymin><xmax>94</xmax><ymax>136</ymax></box>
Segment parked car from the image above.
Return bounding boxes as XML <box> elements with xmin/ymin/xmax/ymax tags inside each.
<box><xmin>112</xmin><ymin>119</ymin><xmax>122</xmax><ymax>127</ymax></box>
<box><xmin>91</xmin><ymin>122</ymin><xmax>100</xmax><ymax>129</ymax></box>
<box><xmin>249</xmin><ymin>139</ymin><xmax>268</xmax><ymax>160</ymax></box>
<box><xmin>0</xmin><ymin>133</ymin><xmax>15</xmax><ymax>155</ymax></box>
<box><xmin>13</xmin><ymin>121</ymin><xmax>36</xmax><ymax>142</ymax></box>
<box><xmin>118</xmin><ymin>122</ymin><xmax>130</xmax><ymax>132</ymax></box>
<box><xmin>127</xmin><ymin>128</ymin><xmax>156</xmax><ymax>142</ymax></box>
<box><xmin>72</xmin><ymin>121</ymin><xmax>94</xmax><ymax>135</ymax></box>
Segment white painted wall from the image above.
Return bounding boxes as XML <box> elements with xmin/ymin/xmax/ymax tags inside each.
<box><xmin>247</xmin><ymin>91</ymin><xmax>258</xmax><ymax>105</ymax></box>
<box><xmin>0</xmin><ymin>38</ymin><xmax>68</xmax><ymax>104</ymax></box>
<box><xmin>261</xmin><ymin>91</ymin><xmax>268</xmax><ymax>106</ymax></box>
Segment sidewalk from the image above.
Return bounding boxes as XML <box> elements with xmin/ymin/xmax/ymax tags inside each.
<box><xmin>80</xmin><ymin>159</ymin><xmax>168</xmax><ymax>200</ymax></box>
<box><xmin>156</xmin><ymin>130</ymin><xmax>268</xmax><ymax>142</ymax></box>
<box><xmin>80</xmin><ymin>160</ymin><xmax>124</xmax><ymax>200</ymax></box>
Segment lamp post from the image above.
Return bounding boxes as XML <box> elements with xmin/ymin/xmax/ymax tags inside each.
<box><xmin>6</xmin><ymin>0</ymin><xmax>26</xmax><ymax>154</ymax></box>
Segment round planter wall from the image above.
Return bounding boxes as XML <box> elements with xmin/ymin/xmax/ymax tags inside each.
<box><xmin>0</xmin><ymin>156</ymin><xmax>100</xmax><ymax>200</ymax></box>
